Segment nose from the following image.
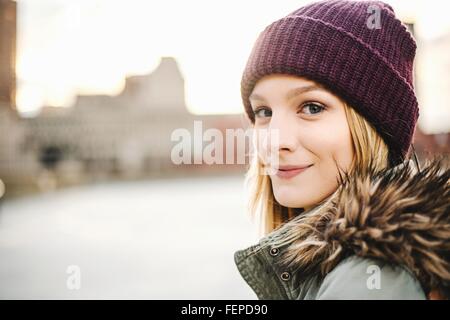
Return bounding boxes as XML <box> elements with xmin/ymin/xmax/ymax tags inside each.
<box><xmin>268</xmin><ymin>110</ymin><xmax>298</xmax><ymax>153</ymax></box>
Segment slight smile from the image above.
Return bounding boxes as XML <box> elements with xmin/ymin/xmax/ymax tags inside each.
<box><xmin>275</xmin><ymin>164</ymin><xmax>313</xmax><ymax>179</ymax></box>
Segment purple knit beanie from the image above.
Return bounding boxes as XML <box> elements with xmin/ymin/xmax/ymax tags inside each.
<box><xmin>241</xmin><ymin>0</ymin><xmax>419</xmax><ymax>166</ymax></box>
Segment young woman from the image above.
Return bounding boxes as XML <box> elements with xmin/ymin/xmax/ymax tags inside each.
<box><xmin>234</xmin><ymin>0</ymin><xmax>449</xmax><ymax>300</ymax></box>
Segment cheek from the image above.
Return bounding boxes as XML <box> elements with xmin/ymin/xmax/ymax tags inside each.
<box><xmin>330</xmin><ymin>119</ymin><xmax>354</xmax><ymax>170</ymax></box>
<box><xmin>290</xmin><ymin>117</ymin><xmax>353</xmax><ymax>201</ymax></box>
<box><xmin>302</xmin><ymin>117</ymin><xmax>354</xmax><ymax>168</ymax></box>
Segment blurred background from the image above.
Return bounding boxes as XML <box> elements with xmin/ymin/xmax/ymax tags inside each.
<box><xmin>0</xmin><ymin>0</ymin><xmax>448</xmax><ymax>299</ymax></box>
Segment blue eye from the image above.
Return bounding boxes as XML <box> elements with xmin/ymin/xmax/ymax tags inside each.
<box><xmin>253</xmin><ymin>107</ymin><xmax>272</xmax><ymax>118</ymax></box>
<box><xmin>253</xmin><ymin>103</ymin><xmax>325</xmax><ymax>119</ymax></box>
<box><xmin>301</xmin><ymin>103</ymin><xmax>325</xmax><ymax>115</ymax></box>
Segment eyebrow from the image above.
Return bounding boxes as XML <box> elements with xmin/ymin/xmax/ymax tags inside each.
<box><xmin>249</xmin><ymin>84</ymin><xmax>325</xmax><ymax>102</ymax></box>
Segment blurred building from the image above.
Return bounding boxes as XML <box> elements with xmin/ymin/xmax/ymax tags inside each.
<box><xmin>416</xmin><ymin>23</ymin><xmax>450</xmax><ymax>161</ymax></box>
<box><xmin>0</xmin><ymin>2</ymin><xmax>248</xmax><ymax>199</ymax></box>
<box><xmin>0</xmin><ymin>56</ymin><xmax>247</xmax><ymax>197</ymax></box>
<box><xmin>413</xmin><ymin>127</ymin><xmax>450</xmax><ymax>160</ymax></box>
<box><xmin>416</xmin><ymin>29</ymin><xmax>450</xmax><ymax>135</ymax></box>
<box><xmin>0</xmin><ymin>0</ymin><xmax>16</xmax><ymax>109</ymax></box>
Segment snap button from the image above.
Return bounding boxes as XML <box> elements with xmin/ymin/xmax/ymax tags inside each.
<box><xmin>269</xmin><ymin>247</ymin><xmax>279</xmax><ymax>256</ymax></box>
<box><xmin>281</xmin><ymin>271</ymin><xmax>291</xmax><ymax>281</ymax></box>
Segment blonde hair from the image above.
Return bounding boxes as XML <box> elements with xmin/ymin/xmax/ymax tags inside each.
<box><xmin>244</xmin><ymin>103</ymin><xmax>390</xmax><ymax>237</ymax></box>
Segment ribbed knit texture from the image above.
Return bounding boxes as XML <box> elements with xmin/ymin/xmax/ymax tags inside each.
<box><xmin>241</xmin><ymin>0</ymin><xmax>419</xmax><ymax>166</ymax></box>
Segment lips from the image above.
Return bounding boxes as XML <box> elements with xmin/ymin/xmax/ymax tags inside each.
<box><xmin>275</xmin><ymin>164</ymin><xmax>313</xmax><ymax>179</ymax></box>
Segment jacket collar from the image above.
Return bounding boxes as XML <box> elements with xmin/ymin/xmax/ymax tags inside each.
<box><xmin>235</xmin><ymin>156</ymin><xmax>450</xmax><ymax>298</ymax></box>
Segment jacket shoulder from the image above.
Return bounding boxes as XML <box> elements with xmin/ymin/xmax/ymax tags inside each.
<box><xmin>315</xmin><ymin>255</ymin><xmax>426</xmax><ymax>300</ymax></box>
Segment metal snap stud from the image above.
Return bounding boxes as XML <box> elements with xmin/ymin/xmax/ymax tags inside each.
<box><xmin>281</xmin><ymin>271</ymin><xmax>291</xmax><ymax>281</ymax></box>
<box><xmin>269</xmin><ymin>247</ymin><xmax>279</xmax><ymax>256</ymax></box>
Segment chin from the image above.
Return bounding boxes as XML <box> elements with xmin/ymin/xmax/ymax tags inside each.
<box><xmin>273</xmin><ymin>190</ymin><xmax>309</xmax><ymax>208</ymax></box>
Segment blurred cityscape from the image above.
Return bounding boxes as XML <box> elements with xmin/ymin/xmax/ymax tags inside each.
<box><xmin>0</xmin><ymin>1</ymin><xmax>257</xmax><ymax>299</ymax></box>
<box><xmin>1</xmin><ymin>2</ymin><xmax>450</xmax><ymax>200</ymax></box>
<box><xmin>0</xmin><ymin>0</ymin><xmax>251</xmax><ymax>199</ymax></box>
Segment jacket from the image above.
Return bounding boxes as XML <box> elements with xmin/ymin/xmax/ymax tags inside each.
<box><xmin>234</xmin><ymin>156</ymin><xmax>450</xmax><ymax>299</ymax></box>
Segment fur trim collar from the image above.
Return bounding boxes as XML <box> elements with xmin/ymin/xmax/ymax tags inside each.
<box><xmin>268</xmin><ymin>155</ymin><xmax>450</xmax><ymax>297</ymax></box>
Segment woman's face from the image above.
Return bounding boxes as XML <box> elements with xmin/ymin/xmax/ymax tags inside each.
<box><xmin>249</xmin><ymin>74</ymin><xmax>355</xmax><ymax>211</ymax></box>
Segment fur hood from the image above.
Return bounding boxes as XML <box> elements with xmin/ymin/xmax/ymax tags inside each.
<box><xmin>268</xmin><ymin>155</ymin><xmax>450</xmax><ymax>298</ymax></box>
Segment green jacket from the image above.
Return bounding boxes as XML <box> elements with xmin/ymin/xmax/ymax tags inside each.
<box><xmin>234</xmin><ymin>157</ymin><xmax>450</xmax><ymax>299</ymax></box>
<box><xmin>234</xmin><ymin>238</ymin><xmax>425</xmax><ymax>299</ymax></box>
